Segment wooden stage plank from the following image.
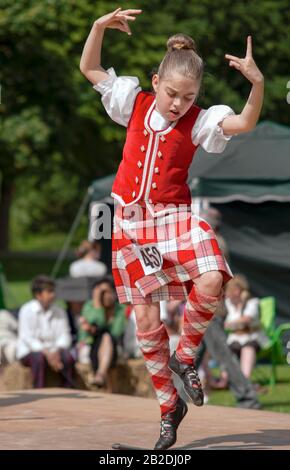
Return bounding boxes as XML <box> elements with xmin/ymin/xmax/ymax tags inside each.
<box><xmin>0</xmin><ymin>388</ymin><xmax>289</xmax><ymax>450</ymax></box>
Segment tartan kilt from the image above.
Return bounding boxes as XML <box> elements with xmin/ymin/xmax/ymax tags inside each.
<box><xmin>112</xmin><ymin>203</ymin><xmax>233</xmax><ymax>305</ymax></box>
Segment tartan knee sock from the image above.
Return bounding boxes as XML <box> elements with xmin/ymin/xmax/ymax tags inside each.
<box><xmin>176</xmin><ymin>286</ymin><xmax>222</xmax><ymax>365</ymax></box>
<box><xmin>137</xmin><ymin>322</ymin><xmax>178</xmax><ymax>415</ymax></box>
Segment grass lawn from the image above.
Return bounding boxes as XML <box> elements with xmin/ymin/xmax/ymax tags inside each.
<box><xmin>2</xmin><ymin>253</ymin><xmax>71</xmax><ymax>309</ymax></box>
<box><xmin>5</xmin><ymin>281</ymin><xmax>31</xmax><ymax>309</ymax></box>
<box><xmin>6</xmin><ymin>280</ymin><xmax>67</xmax><ymax>311</ymax></box>
<box><xmin>203</xmin><ymin>365</ymin><xmax>290</xmax><ymax>413</ymax></box>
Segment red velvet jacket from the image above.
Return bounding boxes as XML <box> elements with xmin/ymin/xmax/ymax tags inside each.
<box><xmin>111</xmin><ymin>91</ymin><xmax>202</xmax><ymax>216</ymax></box>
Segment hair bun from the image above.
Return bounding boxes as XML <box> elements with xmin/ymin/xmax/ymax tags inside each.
<box><xmin>167</xmin><ymin>34</ymin><xmax>197</xmax><ymax>53</ymax></box>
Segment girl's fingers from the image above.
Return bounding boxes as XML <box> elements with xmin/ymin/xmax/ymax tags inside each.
<box><xmin>121</xmin><ymin>9</ymin><xmax>142</xmax><ymax>14</ymax></box>
<box><xmin>225</xmin><ymin>54</ymin><xmax>240</xmax><ymax>61</ymax></box>
<box><xmin>121</xmin><ymin>15</ymin><xmax>138</xmax><ymax>22</ymax></box>
<box><xmin>116</xmin><ymin>25</ymin><xmax>127</xmax><ymax>33</ymax></box>
<box><xmin>119</xmin><ymin>19</ymin><xmax>131</xmax><ymax>35</ymax></box>
<box><xmin>229</xmin><ymin>60</ymin><xmax>241</xmax><ymax>70</ymax></box>
<box><xmin>114</xmin><ymin>8</ymin><xmax>142</xmax><ymax>20</ymax></box>
<box><xmin>117</xmin><ymin>14</ymin><xmax>137</xmax><ymax>22</ymax></box>
<box><xmin>107</xmin><ymin>8</ymin><xmax>141</xmax><ymax>34</ymax></box>
<box><xmin>111</xmin><ymin>21</ymin><xmax>131</xmax><ymax>35</ymax></box>
<box><xmin>112</xmin><ymin>7</ymin><xmax>122</xmax><ymax>16</ymax></box>
<box><xmin>246</xmin><ymin>35</ymin><xmax>252</xmax><ymax>57</ymax></box>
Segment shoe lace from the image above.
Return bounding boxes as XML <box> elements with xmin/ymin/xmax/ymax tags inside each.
<box><xmin>186</xmin><ymin>367</ymin><xmax>202</xmax><ymax>389</ymax></box>
<box><xmin>160</xmin><ymin>419</ymin><xmax>173</xmax><ymax>437</ymax></box>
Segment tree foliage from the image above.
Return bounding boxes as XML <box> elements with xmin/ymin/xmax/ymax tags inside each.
<box><xmin>0</xmin><ymin>0</ymin><xmax>289</xmax><ymax>246</ymax></box>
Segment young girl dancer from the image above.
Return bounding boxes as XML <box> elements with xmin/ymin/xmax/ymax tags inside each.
<box><xmin>80</xmin><ymin>8</ymin><xmax>264</xmax><ymax>450</ymax></box>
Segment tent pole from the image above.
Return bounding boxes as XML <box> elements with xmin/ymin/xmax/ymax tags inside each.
<box><xmin>50</xmin><ymin>186</ymin><xmax>93</xmax><ymax>279</ymax></box>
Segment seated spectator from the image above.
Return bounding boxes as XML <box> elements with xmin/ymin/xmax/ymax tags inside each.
<box><xmin>17</xmin><ymin>275</ymin><xmax>75</xmax><ymax>388</ymax></box>
<box><xmin>78</xmin><ymin>277</ymin><xmax>126</xmax><ymax>387</ymax></box>
<box><xmin>69</xmin><ymin>240</ymin><xmax>107</xmax><ymax>278</ymax></box>
<box><xmin>224</xmin><ymin>274</ymin><xmax>268</xmax><ymax>379</ymax></box>
<box><xmin>0</xmin><ymin>309</ymin><xmax>18</xmax><ymax>364</ymax></box>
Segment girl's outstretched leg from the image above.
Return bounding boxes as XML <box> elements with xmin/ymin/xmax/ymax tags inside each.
<box><xmin>170</xmin><ymin>272</ymin><xmax>224</xmax><ymax>406</ymax></box>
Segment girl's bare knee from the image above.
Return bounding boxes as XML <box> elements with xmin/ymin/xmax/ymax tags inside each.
<box><xmin>134</xmin><ymin>302</ymin><xmax>161</xmax><ymax>332</ymax></box>
<box><xmin>194</xmin><ymin>271</ymin><xmax>224</xmax><ymax>295</ymax></box>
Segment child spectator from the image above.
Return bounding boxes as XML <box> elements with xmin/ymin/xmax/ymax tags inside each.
<box><xmin>17</xmin><ymin>275</ymin><xmax>75</xmax><ymax>388</ymax></box>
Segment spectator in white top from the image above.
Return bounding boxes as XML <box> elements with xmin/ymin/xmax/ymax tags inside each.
<box><xmin>17</xmin><ymin>275</ymin><xmax>75</xmax><ymax>388</ymax></box>
<box><xmin>224</xmin><ymin>274</ymin><xmax>268</xmax><ymax>379</ymax></box>
<box><xmin>69</xmin><ymin>240</ymin><xmax>107</xmax><ymax>278</ymax></box>
<box><xmin>0</xmin><ymin>309</ymin><xmax>18</xmax><ymax>364</ymax></box>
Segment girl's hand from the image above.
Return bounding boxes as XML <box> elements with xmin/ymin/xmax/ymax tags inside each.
<box><xmin>95</xmin><ymin>7</ymin><xmax>142</xmax><ymax>35</ymax></box>
<box><xmin>225</xmin><ymin>36</ymin><xmax>264</xmax><ymax>84</ymax></box>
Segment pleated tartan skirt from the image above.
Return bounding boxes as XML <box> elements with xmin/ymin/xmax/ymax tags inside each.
<box><xmin>112</xmin><ymin>202</ymin><xmax>233</xmax><ymax>305</ymax></box>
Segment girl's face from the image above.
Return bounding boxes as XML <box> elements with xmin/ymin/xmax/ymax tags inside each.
<box><xmin>152</xmin><ymin>73</ymin><xmax>200</xmax><ymax>121</ymax></box>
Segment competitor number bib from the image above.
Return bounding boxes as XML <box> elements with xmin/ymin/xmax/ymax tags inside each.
<box><xmin>133</xmin><ymin>243</ymin><xmax>163</xmax><ymax>275</ymax></box>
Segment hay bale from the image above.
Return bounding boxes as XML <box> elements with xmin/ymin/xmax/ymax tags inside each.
<box><xmin>0</xmin><ymin>358</ymin><xmax>155</xmax><ymax>398</ymax></box>
<box><xmin>0</xmin><ymin>362</ymin><xmax>33</xmax><ymax>391</ymax></box>
<box><xmin>75</xmin><ymin>358</ymin><xmax>155</xmax><ymax>397</ymax></box>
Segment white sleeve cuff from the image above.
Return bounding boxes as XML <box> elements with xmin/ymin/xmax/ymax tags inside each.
<box><xmin>93</xmin><ymin>67</ymin><xmax>141</xmax><ymax>127</ymax></box>
<box><xmin>192</xmin><ymin>105</ymin><xmax>236</xmax><ymax>153</ymax></box>
<box><xmin>93</xmin><ymin>67</ymin><xmax>117</xmax><ymax>95</ymax></box>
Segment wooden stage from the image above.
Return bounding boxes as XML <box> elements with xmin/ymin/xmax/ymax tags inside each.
<box><xmin>0</xmin><ymin>388</ymin><xmax>289</xmax><ymax>450</ymax></box>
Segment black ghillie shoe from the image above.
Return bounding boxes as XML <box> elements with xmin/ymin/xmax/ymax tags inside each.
<box><xmin>154</xmin><ymin>396</ymin><xmax>188</xmax><ymax>450</ymax></box>
<box><xmin>169</xmin><ymin>351</ymin><xmax>204</xmax><ymax>406</ymax></box>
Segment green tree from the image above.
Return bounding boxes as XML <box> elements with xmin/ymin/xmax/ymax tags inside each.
<box><xmin>1</xmin><ymin>0</ymin><xmax>289</xmax><ymax>250</ymax></box>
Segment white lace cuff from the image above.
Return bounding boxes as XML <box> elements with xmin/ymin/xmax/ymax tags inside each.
<box><xmin>192</xmin><ymin>104</ymin><xmax>236</xmax><ymax>153</ymax></box>
<box><xmin>93</xmin><ymin>67</ymin><xmax>141</xmax><ymax>127</ymax></box>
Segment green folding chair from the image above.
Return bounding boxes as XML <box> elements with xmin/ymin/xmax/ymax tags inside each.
<box><xmin>257</xmin><ymin>296</ymin><xmax>290</xmax><ymax>386</ymax></box>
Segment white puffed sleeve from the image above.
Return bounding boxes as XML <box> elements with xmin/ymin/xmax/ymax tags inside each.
<box><xmin>93</xmin><ymin>67</ymin><xmax>142</xmax><ymax>127</ymax></box>
<box><xmin>192</xmin><ymin>105</ymin><xmax>236</xmax><ymax>153</ymax></box>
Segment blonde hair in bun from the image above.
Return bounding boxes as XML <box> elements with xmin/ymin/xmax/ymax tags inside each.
<box><xmin>158</xmin><ymin>33</ymin><xmax>203</xmax><ymax>82</ymax></box>
<box><xmin>167</xmin><ymin>34</ymin><xmax>197</xmax><ymax>53</ymax></box>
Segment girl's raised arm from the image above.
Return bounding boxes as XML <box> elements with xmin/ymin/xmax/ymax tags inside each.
<box><xmin>79</xmin><ymin>8</ymin><xmax>142</xmax><ymax>85</ymax></box>
<box><xmin>221</xmin><ymin>36</ymin><xmax>264</xmax><ymax>135</ymax></box>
